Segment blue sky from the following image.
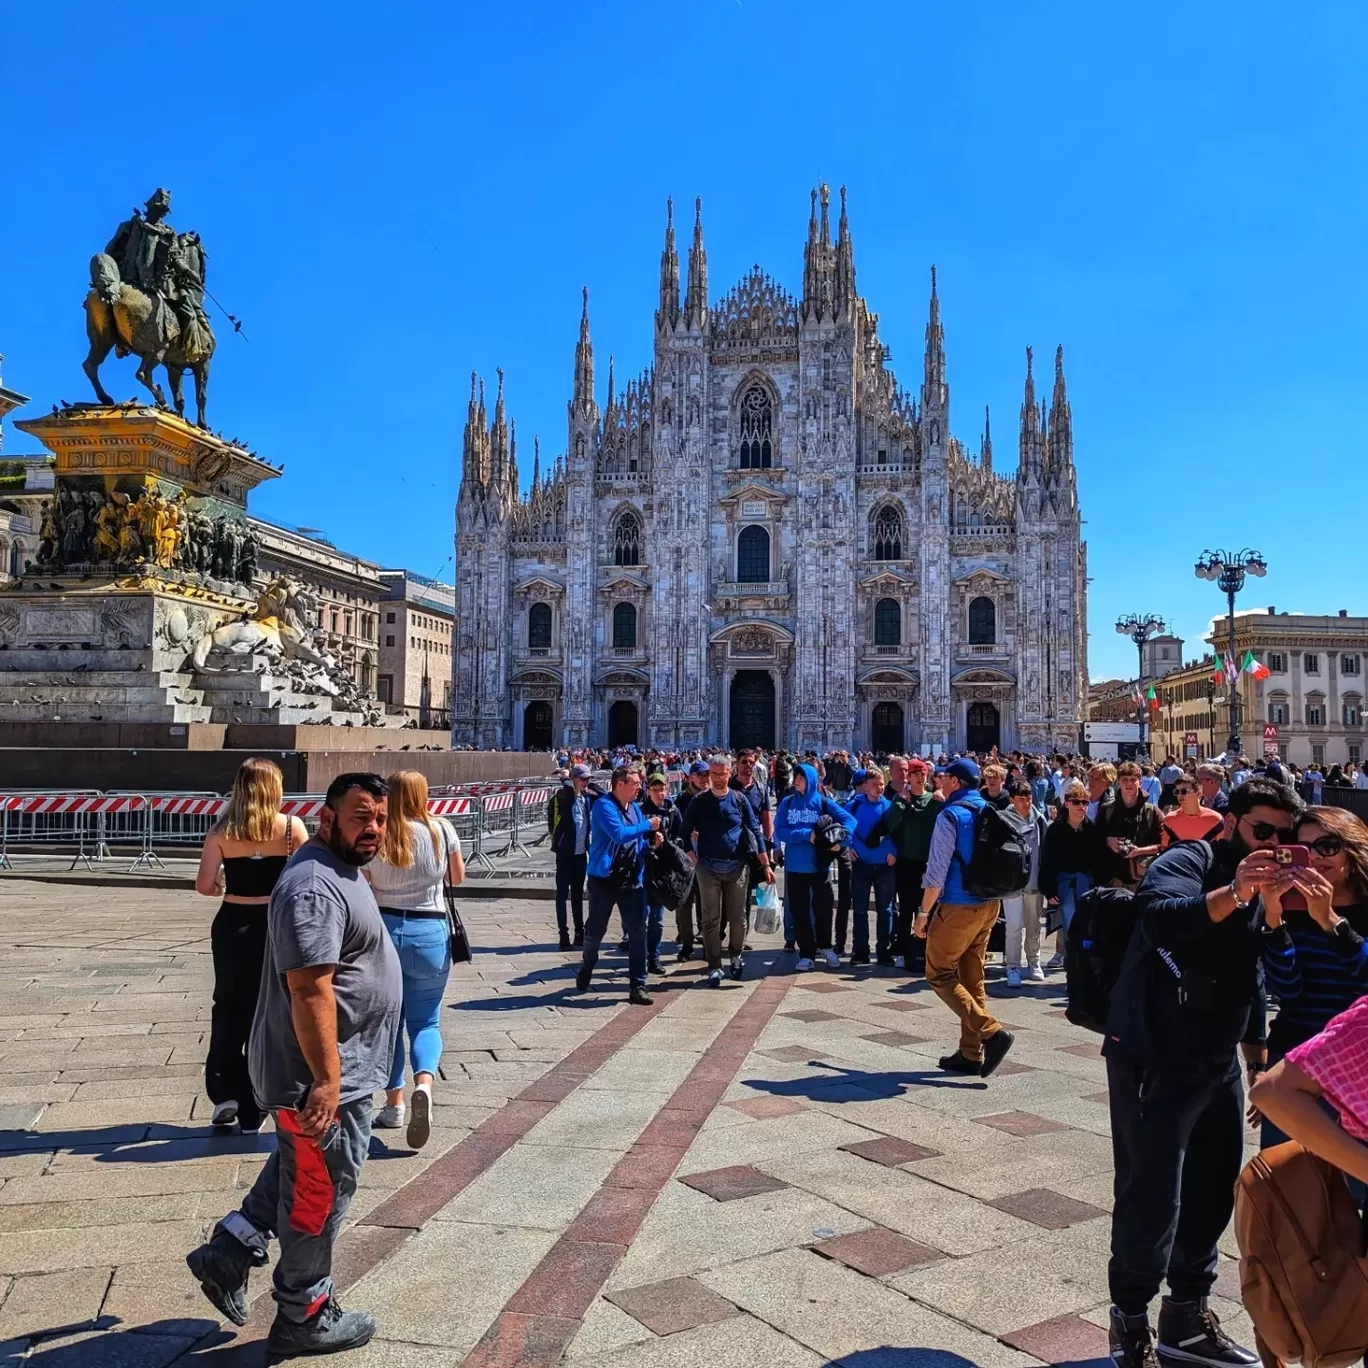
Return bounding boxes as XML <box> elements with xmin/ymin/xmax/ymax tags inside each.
<box><xmin>3</xmin><ymin>1</ymin><xmax>1365</xmax><ymax>683</ymax></box>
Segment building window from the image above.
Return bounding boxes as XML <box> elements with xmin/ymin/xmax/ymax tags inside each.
<box><xmin>1305</xmin><ymin>653</ymin><xmax>1321</xmax><ymax>674</ymax></box>
<box><xmin>738</xmin><ymin>385</ymin><xmax>773</xmax><ymax>469</ymax></box>
<box><xmin>1267</xmin><ymin>652</ymin><xmax>1285</xmax><ymax>672</ymax></box>
<box><xmin>528</xmin><ymin>602</ymin><xmax>552</xmax><ymax>649</ymax></box>
<box><xmin>1269</xmin><ymin>700</ymin><xmax>1289</xmax><ymax>725</ymax></box>
<box><xmin>1345</xmin><ymin>701</ymin><xmax>1362</xmax><ymax>727</ymax></box>
<box><xmin>1342</xmin><ymin>654</ymin><xmax>1361</xmax><ymax>675</ymax></box>
<box><xmin>968</xmin><ymin>596</ymin><xmax>996</xmax><ymax>645</ymax></box>
<box><xmin>377</xmin><ymin>675</ymin><xmax>392</xmax><ymax>703</ymax></box>
<box><xmin>1350</xmin><ymin>743</ymin><xmax>1362</xmax><ymax>765</ymax></box>
<box><xmin>1312</xmin><ymin>744</ymin><xmax>1325</xmax><ymax>766</ymax></box>
<box><xmin>613</xmin><ymin>510</ymin><xmax>642</xmax><ymax>566</ymax></box>
<box><xmin>612</xmin><ymin>602</ymin><xmax>637</xmax><ymax>649</ymax></box>
<box><xmin>736</xmin><ymin>525</ymin><xmax>770</xmax><ymax>583</ymax></box>
<box><xmin>386</xmin><ymin>611</ymin><xmax>395</xmax><ymax>624</ymax></box>
<box><xmin>1306</xmin><ymin>701</ymin><xmax>1324</xmax><ymax>726</ymax></box>
<box><xmin>385</xmin><ymin>634</ymin><xmax>395</xmax><ymax>648</ymax></box>
<box><xmin>874</xmin><ymin>598</ymin><xmax>901</xmax><ymax>647</ymax></box>
<box><xmin>872</xmin><ymin>506</ymin><xmax>904</xmax><ymax>561</ymax></box>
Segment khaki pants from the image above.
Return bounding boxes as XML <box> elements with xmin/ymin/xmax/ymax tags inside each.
<box><xmin>695</xmin><ymin>863</ymin><xmax>747</xmax><ymax>970</ymax></box>
<box><xmin>925</xmin><ymin>900</ymin><xmax>1003</xmax><ymax>1063</ymax></box>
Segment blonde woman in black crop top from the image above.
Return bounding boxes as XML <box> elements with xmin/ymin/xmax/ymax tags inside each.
<box><xmin>195</xmin><ymin>758</ymin><xmax>308</xmax><ymax>1133</ymax></box>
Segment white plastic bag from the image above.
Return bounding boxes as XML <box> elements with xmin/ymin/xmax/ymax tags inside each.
<box><xmin>752</xmin><ymin>881</ymin><xmax>781</xmax><ymax>935</ymax></box>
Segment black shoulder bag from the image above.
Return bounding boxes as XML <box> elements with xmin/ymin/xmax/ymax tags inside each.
<box><xmin>439</xmin><ymin>820</ymin><xmax>473</xmax><ymax>964</ymax></box>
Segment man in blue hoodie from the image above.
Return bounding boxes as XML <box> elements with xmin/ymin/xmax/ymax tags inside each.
<box><xmin>774</xmin><ymin>763</ymin><xmax>857</xmax><ymax>971</ymax></box>
<box><xmin>914</xmin><ymin>757</ymin><xmax>1016</xmax><ymax>1077</ymax></box>
<box><xmin>845</xmin><ymin>768</ymin><xmax>899</xmax><ymax>966</ymax></box>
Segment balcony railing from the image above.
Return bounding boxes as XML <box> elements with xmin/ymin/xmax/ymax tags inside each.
<box><xmin>956</xmin><ymin>641</ymin><xmax>1011</xmax><ymax>659</ymax></box>
<box><xmin>714</xmin><ymin>580</ymin><xmax>789</xmax><ymax>598</ymax></box>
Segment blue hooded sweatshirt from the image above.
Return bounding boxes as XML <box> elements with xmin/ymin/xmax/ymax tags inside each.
<box><xmin>773</xmin><ymin>764</ymin><xmax>857</xmax><ymax>874</ymax></box>
<box><xmin>845</xmin><ymin>788</ymin><xmax>897</xmax><ymax>865</ymax></box>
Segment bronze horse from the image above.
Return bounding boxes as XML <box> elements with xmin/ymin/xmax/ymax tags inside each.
<box><xmin>82</xmin><ymin>237</ymin><xmax>216</xmax><ymax>428</ymax></box>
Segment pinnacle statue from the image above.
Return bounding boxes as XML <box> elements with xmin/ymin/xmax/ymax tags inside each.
<box><xmin>83</xmin><ymin>189</ymin><xmax>217</xmax><ymax>428</ymax></box>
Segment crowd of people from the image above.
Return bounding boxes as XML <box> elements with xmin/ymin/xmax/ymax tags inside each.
<box><xmin>170</xmin><ymin>742</ymin><xmax>1368</xmax><ymax>1365</ymax></box>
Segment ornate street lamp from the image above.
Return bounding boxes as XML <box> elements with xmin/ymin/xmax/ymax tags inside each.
<box><xmin>1194</xmin><ymin>549</ymin><xmax>1267</xmax><ymax>756</ymax></box>
<box><xmin>1116</xmin><ymin>613</ymin><xmax>1167</xmax><ymax>755</ymax></box>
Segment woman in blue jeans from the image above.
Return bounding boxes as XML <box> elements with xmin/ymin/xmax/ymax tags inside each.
<box><xmin>1038</xmin><ymin>779</ymin><xmax>1096</xmax><ymax>971</ymax></box>
<box><xmin>367</xmin><ymin>770</ymin><xmax>464</xmax><ymax>1150</ymax></box>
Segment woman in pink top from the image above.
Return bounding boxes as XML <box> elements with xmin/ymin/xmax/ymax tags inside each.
<box><xmin>1250</xmin><ymin>996</ymin><xmax>1368</xmax><ymax>1185</ymax></box>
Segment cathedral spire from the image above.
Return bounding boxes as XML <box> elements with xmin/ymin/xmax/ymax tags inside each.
<box><xmin>459</xmin><ymin>371</ymin><xmax>483</xmax><ymax>498</ymax></box>
<box><xmin>684</xmin><ymin>197</ymin><xmax>708</xmax><ymax>330</ymax></box>
<box><xmin>981</xmin><ymin>405</ymin><xmax>993</xmax><ymax>473</ymax></box>
<box><xmin>1018</xmin><ymin>347</ymin><xmax>1046</xmax><ymax>484</ymax></box>
<box><xmin>921</xmin><ymin>266</ymin><xmax>947</xmax><ymax>420</ymax></box>
<box><xmin>572</xmin><ymin>286</ymin><xmax>594</xmax><ymax>415</ymax></box>
<box><xmin>1048</xmin><ymin>343</ymin><xmax>1073</xmax><ymax>475</ymax></box>
<box><xmin>657</xmin><ymin>197</ymin><xmax>680</xmax><ymax>331</ymax></box>
<box><xmin>834</xmin><ymin>184</ymin><xmax>856</xmax><ymax>309</ymax></box>
<box><xmin>819</xmin><ymin>182</ymin><xmax>831</xmax><ymax>246</ymax></box>
<box><xmin>603</xmin><ymin>354</ymin><xmax>616</xmax><ymax>423</ymax></box>
<box><xmin>507</xmin><ymin>418</ymin><xmax>519</xmax><ymax>505</ymax></box>
<box><xmin>530</xmin><ymin>435</ymin><xmax>541</xmax><ymax>494</ymax></box>
<box><xmin>488</xmin><ymin>367</ymin><xmax>509</xmax><ymax>496</ymax></box>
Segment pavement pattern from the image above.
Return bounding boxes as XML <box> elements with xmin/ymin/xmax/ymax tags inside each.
<box><xmin>0</xmin><ymin>878</ymin><xmax>1261</xmax><ymax>1367</ymax></box>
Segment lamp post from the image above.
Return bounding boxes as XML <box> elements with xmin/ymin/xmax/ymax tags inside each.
<box><xmin>1115</xmin><ymin>613</ymin><xmax>1167</xmax><ymax>757</ymax></box>
<box><xmin>1195</xmin><ymin>549</ymin><xmax>1267</xmax><ymax>756</ymax></box>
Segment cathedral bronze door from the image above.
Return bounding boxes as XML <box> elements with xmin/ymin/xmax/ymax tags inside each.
<box><xmin>523</xmin><ymin>702</ymin><xmax>553</xmax><ymax>751</ymax></box>
<box><xmin>729</xmin><ymin>671</ymin><xmax>775</xmax><ymax>751</ymax></box>
<box><xmin>965</xmin><ymin>701</ymin><xmax>1000</xmax><ymax>753</ymax></box>
<box><xmin>871</xmin><ymin>702</ymin><xmax>904</xmax><ymax>755</ymax></box>
<box><xmin>608</xmin><ymin>700</ymin><xmax>639</xmax><ymax>747</ymax></box>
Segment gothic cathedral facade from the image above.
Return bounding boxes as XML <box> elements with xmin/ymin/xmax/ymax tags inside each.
<box><xmin>453</xmin><ymin>189</ymin><xmax>1087</xmax><ymax>755</ymax></box>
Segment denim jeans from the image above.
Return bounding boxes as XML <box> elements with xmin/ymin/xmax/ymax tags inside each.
<box><xmin>782</xmin><ymin>875</ymin><xmax>795</xmax><ymax>944</ymax></box>
<box><xmin>1055</xmin><ymin>871</ymin><xmax>1092</xmax><ymax>935</ymax></box>
<box><xmin>785</xmin><ymin>871</ymin><xmax>833</xmax><ymax>960</ymax></box>
<box><xmin>555</xmin><ymin>852</ymin><xmax>587</xmax><ymax>940</ymax></box>
<box><xmin>379</xmin><ymin>911</ymin><xmax>451</xmax><ymax>1091</ymax></box>
<box><xmin>646</xmin><ymin>900</ymin><xmax>664</xmax><ymax>962</ymax></box>
<box><xmin>850</xmin><ymin>861</ymin><xmax>897</xmax><ymax>959</ymax></box>
<box><xmin>583</xmin><ymin>876</ymin><xmax>647</xmax><ymax>988</ymax></box>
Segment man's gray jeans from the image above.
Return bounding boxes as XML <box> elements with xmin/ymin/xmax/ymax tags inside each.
<box><xmin>695</xmin><ymin>863</ymin><xmax>747</xmax><ymax>970</ymax></box>
<box><xmin>215</xmin><ymin>1095</ymin><xmax>372</xmax><ymax>1322</ymax></box>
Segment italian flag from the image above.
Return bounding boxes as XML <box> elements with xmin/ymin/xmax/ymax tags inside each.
<box><xmin>1146</xmin><ymin>684</ymin><xmax>1160</xmax><ymax>710</ymax></box>
<box><xmin>1207</xmin><ymin>655</ymin><xmax>1224</xmax><ymax>685</ymax></box>
<box><xmin>1242</xmin><ymin>650</ymin><xmax>1271</xmax><ymax>680</ymax></box>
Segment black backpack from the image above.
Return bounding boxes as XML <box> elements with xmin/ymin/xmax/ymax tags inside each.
<box><xmin>962</xmin><ymin>805</ymin><xmax>1033</xmax><ymax>898</ymax></box>
<box><xmin>646</xmin><ymin>839</ymin><xmax>694</xmax><ymax>911</ymax></box>
<box><xmin>1064</xmin><ymin>886</ymin><xmax>1140</xmax><ymax>1033</ymax></box>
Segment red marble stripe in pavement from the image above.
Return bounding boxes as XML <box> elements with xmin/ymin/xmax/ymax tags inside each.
<box><xmin>461</xmin><ymin>975</ymin><xmax>793</xmax><ymax>1368</ymax></box>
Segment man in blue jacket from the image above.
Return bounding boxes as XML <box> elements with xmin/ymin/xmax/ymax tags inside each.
<box><xmin>914</xmin><ymin>757</ymin><xmax>1015</xmax><ymax>1077</ymax></box>
<box><xmin>574</xmin><ymin>766</ymin><xmax>661</xmax><ymax>1006</ymax></box>
<box><xmin>845</xmin><ymin>768</ymin><xmax>899</xmax><ymax>966</ymax></box>
<box><xmin>774</xmin><ymin>763</ymin><xmax>857</xmax><ymax>971</ymax></box>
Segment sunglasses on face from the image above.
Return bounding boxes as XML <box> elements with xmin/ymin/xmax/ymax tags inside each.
<box><xmin>1305</xmin><ymin>835</ymin><xmax>1345</xmax><ymax>857</ymax></box>
<box><xmin>1066</xmin><ymin>798</ymin><xmax>1088</xmax><ymax>807</ymax></box>
<box><xmin>1173</xmin><ymin>788</ymin><xmax>1195</xmax><ymax>798</ymax></box>
<box><xmin>1242</xmin><ymin>819</ymin><xmax>1295</xmax><ymax>842</ymax></box>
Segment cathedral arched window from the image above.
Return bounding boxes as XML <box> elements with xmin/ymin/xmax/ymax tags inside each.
<box><xmin>738</xmin><ymin>385</ymin><xmax>773</xmax><ymax>469</ymax></box>
<box><xmin>736</xmin><ymin>525</ymin><xmax>770</xmax><ymax>583</ymax></box>
<box><xmin>612</xmin><ymin>510</ymin><xmax>642</xmax><ymax>566</ymax></box>
<box><xmin>528</xmin><ymin>602</ymin><xmax>552</xmax><ymax>649</ymax></box>
<box><xmin>956</xmin><ymin>499</ymin><xmax>968</xmax><ymax>527</ymax></box>
<box><xmin>968</xmin><ymin>596</ymin><xmax>996</xmax><ymax>645</ymax></box>
<box><xmin>872</xmin><ymin>506</ymin><xmax>904</xmax><ymax>561</ymax></box>
<box><xmin>874</xmin><ymin>598</ymin><xmax>901</xmax><ymax>647</ymax></box>
<box><xmin>613</xmin><ymin>602</ymin><xmax>637</xmax><ymax>649</ymax></box>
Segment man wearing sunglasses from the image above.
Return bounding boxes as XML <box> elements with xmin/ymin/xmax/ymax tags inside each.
<box><xmin>1103</xmin><ymin>777</ymin><xmax>1302</xmax><ymax>1368</ymax></box>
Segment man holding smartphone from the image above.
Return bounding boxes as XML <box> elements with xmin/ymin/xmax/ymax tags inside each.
<box><xmin>187</xmin><ymin>773</ymin><xmax>401</xmax><ymax>1357</ymax></box>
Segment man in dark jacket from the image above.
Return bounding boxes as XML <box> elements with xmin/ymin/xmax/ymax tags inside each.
<box><xmin>548</xmin><ymin>764</ymin><xmax>600</xmax><ymax>950</ymax></box>
<box><xmin>1102</xmin><ymin>778</ymin><xmax>1297</xmax><ymax>1368</ymax></box>
<box><xmin>885</xmin><ymin>757</ymin><xmax>940</xmax><ymax>970</ymax></box>
<box><xmin>669</xmin><ymin>761</ymin><xmax>710</xmax><ymax>959</ymax></box>
<box><xmin>1095</xmin><ymin>761</ymin><xmax>1162</xmax><ymax>889</ymax></box>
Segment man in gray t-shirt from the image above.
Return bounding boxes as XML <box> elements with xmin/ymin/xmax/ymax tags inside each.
<box><xmin>188</xmin><ymin>774</ymin><xmax>401</xmax><ymax>1357</ymax></box>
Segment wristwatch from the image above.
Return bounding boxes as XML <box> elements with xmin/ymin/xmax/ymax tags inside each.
<box><xmin>1228</xmin><ymin>882</ymin><xmax>1253</xmax><ymax>910</ymax></box>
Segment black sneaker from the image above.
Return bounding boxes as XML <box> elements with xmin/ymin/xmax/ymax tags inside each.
<box><xmin>648</xmin><ymin>957</ymin><xmax>665</xmax><ymax>975</ymax></box>
<box><xmin>937</xmin><ymin>1051</ymin><xmax>982</xmax><ymax>1075</ymax></box>
<box><xmin>783</xmin><ymin>941</ymin><xmax>796</xmax><ymax>952</ymax></box>
<box><xmin>186</xmin><ymin>1228</ymin><xmax>263</xmax><ymax>1326</ymax></box>
<box><xmin>618</xmin><ymin>938</ymin><xmax>630</xmax><ymax>952</ymax></box>
<box><xmin>266</xmin><ymin>1297</ymin><xmax>377</xmax><ymax>1357</ymax></box>
<box><xmin>677</xmin><ymin>941</ymin><xmax>693</xmax><ymax>962</ymax></box>
<box><xmin>729</xmin><ymin>957</ymin><xmax>744</xmax><ymax>981</ymax></box>
<box><xmin>558</xmin><ymin>935</ymin><xmax>572</xmax><ymax>951</ymax></box>
<box><xmin>1156</xmin><ymin>1297</ymin><xmax>1258</xmax><ymax>1367</ymax></box>
<box><xmin>574</xmin><ymin>962</ymin><xmax>593</xmax><ymax>992</ymax></box>
<box><xmin>850</xmin><ymin>953</ymin><xmax>872</xmax><ymax>966</ymax></box>
<box><xmin>1110</xmin><ymin>1307</ymin><xmax>1161</xmax><ymax>1368</ymax></box>
<box><xmin>980</xmin><ymin>1028</ymin><xmax>1016</xmax><ymax>1078</ymax></box>
<box><xmin>876</xmin><ymin>953</ymin><xmax>896</xmax><ymax>967</ymax></box>
<box><xmin>629</xmin><ymin>986</ymin><xmax>653</xmax><ymax>1006</ymax></box>
<box><xmin>572</xmin><ymin>932</ymin><xmax>584</xmax><ymax>948</ymax></box>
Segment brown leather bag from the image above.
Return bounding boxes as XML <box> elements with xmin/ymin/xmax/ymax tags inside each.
<box><xmin>1234</xmin><ymin>1140</ymin><xmax>1368</xmax><ymax>1368</ymax></box>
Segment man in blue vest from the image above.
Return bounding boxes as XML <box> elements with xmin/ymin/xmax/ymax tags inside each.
<box><xmin>913</xmin><ymin>757</ymin><xmax>1015</xmax><ymax>1077</ymax></box>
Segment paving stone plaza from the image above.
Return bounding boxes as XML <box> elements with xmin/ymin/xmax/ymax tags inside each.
<box><xmin>0</xmin><ymin>880</ymin><xmax>1260</xmax><ymax>1367</ymax></box>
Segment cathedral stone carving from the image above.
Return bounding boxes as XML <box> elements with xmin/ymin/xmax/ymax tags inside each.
<box><xmin>453</xmin><ymin>190</ymin><xmax>1087</xmax><ymax>753</ymax></box>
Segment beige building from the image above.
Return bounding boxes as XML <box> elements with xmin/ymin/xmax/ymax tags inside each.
<box><xmin>248</xmin><ymin>518</ymin><xmax>383</xmax><ymax>697</ymax></box>
<box><xmin>1149</xmin><ymin>609</ymin><xmax>1368</xmax><ymax>768</ymax></box>
<box><xmin>378</xmin><ymin>570</ymin><xmax>455</xmax><ymax>728</ymax></box>
<box><xmin>0</xmin><ymin>361</ymin><xmax>43</xmax><ymax>581</ymax></box>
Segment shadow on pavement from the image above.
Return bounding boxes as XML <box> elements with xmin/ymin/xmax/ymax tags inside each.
<box><xmin>741</xmin><ymin>1059</ymin><xmax>987</xmax><ymax>1102</ymax></box>
<box><xmin>15</xmin><ymin>1318</ymin><xmax>231</xmax><ymax>1365</ymax></box>
<box><xmin>826</xmin><ymin>1351</ymin><xmax>1111</xmax><ymax>1367</ymax></box>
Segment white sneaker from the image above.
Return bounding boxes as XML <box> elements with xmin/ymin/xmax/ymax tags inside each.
<box><xmin>373</xmin><ymin>1103</ymin><xmax>405</xmax><ymax>1129</ymax></box>
<box><xmin>1006</xmin><ymin>968</ymin><xmax>1022</xmax><ymax>988</ymax></box>
<box><xmin>1045</xmin><ymin>953</ymin><xmax>1066</xmax><ymax>972</ymax></box>
<box><xmin>822</xmin><ymin>949</ymin><xmax>841</xmax><ymax>968</ymax></box>
<box><xmin>406</xmin><ymin>1082</ymin><xmax>431</xmax><ymax>1150</ymax></box>
<box><xmin>795</xmin><ymin>957</ymin><xmax>815</xmax><ymax>972</ymax></box>
<box><xmin>210</xmin><ymin>1100</ymin><xmax>238</xmax><ymax>1128</ymax></box>
<box><xmin>1027</xmin><ymin>963</ymin><xmax>1046</xmax><ymax>982</ymax></box>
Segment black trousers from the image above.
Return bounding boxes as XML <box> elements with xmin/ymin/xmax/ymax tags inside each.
<box><xmin>895</xmin><ymin>859</ymin><xmax>927</xmax><ymax>968</ymax></box>
<box><xmin>206</xmin><ymin>902</ymin><xmax>268</xmax><ymax>1128</ymax></box>
<box><xmin>1106</xmin><ymin>1051</ymin><xmax>1244</xmax><ymax>1315</ymax></box>
<box><xmin>555</xmin><ymin>852</ymin><xmax>587</xmax><ymax>939</ymax></box>
<box><xmin>786</xmin><ymin>871</ymin><xmax>834</xmax><ymax>960</ymax></box>
<box><xmin>833</xmin><ymin>859</ymin><xmax>853</xmax><ymax>951</ymax></box>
